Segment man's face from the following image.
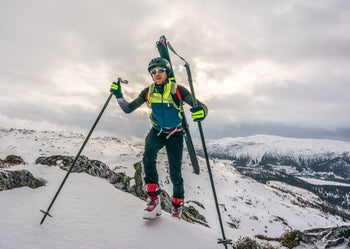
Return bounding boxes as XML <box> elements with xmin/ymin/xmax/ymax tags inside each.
<box><xmin>151</xmin><ymin>67</ymin><xmax>168</xmax><ymax>85</ymax></box>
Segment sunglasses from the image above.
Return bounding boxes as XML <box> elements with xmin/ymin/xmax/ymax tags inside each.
<box><xmin>150</xmin><ymin>68</ymin><xmax>167</xmax><ymax>74</ymax></box>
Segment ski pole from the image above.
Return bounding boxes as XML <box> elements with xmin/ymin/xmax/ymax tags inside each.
<box><xmin>40</xmin><ymin>78</ymin><xmax>128</xmax><ymax>225</ymax></box>
<box><xmin>168</xmin><ymin>43</ymin><xmax>232</xmax><ymax>248</ymax></box>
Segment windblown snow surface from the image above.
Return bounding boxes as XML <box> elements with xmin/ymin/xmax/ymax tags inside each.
<box><xmin>0</xmin><ymin>128</ymin><xmax>349</xmax><ymax>249</ymax></box>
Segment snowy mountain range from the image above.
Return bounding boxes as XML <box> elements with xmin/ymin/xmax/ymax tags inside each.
<box><xmin>198</xmin><ymin>135</ymin><xmax>350</xmax><ymax>214</ymax></box>
<box><xmin>200</xmin><ymin>135</ymin><xmax>350</xmax><ymax>182</ymax></box>
<box><xmin>1</xmin><ymin>127</ymin><xmax>350</xmax><ymax>249</ymax></box>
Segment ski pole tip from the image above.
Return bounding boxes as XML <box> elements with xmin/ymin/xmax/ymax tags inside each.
<box><xmin>40</xmin><ymin>209</ymin><xmax>53</xmax><ymax>217</ymax></box>
<box><xmin>40</xmin><ymin>209</ymin><xmax>53</xmax><ymax>225</ymax></box>
<box><xmin>217</xmin><ymin>238</ymin><xmax>233</xmax><ymax>245</ymax></box>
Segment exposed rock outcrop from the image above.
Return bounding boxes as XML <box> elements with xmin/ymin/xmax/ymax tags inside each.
<box><xmin>0</xmin><ymin>155</ymin><xmax>44</xmax><ymax>191</ymax></box>
<box><xmin>255</xmin><ymin>226</ymin><xmax>350</xmax><ymax>248</ymax></box>
<box><xmin>0</xmin><ymin>155</ymin><xmax>25</xmax><ymax>168</ymax></box>
<box><xmin>35</xmin><ymin>155</ymin><xmax>131</xmax><ymax>192</ymax></box>
<box><xmin>297</xmin><ymin>226</ymin><xmax>350</xmax><ymax>248</ymax></box>
<box><xmin>0</xmin><ymin>169</ymin><xmax>45</xmax><ymax>191</ymax></box>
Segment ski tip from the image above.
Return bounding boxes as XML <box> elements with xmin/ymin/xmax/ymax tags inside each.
<box><xmin>159</xmin><ymin>35</ymin><xmax>167</xmax><ymax>47</ymax></box>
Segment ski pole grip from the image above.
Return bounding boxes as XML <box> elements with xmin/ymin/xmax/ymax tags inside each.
<box><xmin>118</xmin><ymin>78</ymin><xmax>128</xmax><ymax>84</ymax></box>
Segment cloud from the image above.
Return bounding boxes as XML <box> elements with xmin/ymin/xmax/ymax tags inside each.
<box><xmin>1</xmin><ymin>0</ymin><xmax>350</xmax><ymax>141</ymax></box>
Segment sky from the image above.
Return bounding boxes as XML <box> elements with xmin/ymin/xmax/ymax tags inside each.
<box><xmin>1</xmin><ymin>0</ymin><xmax>350</xmax><ymax>141</ymax></box>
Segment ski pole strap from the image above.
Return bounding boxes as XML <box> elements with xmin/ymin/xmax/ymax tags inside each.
<box><xmin>167</xmin><ymin>42</ymin><xmax>189</xmax><ymax>64</ymax></box>
<box><xmin>167</xmin><ymin>42</ymin><xmax>198</xmax><ymax>107</ymax></box>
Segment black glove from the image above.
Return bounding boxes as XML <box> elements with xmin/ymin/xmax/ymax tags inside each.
<box><xmin>190</xmin><ymin>106</ymin><xmax>206</xmax><ymax>122</ymax></box>
<box><xmin>110</xmin><ymin>81</ymin><xmax>123</xmax><ymax>98</ymax></box>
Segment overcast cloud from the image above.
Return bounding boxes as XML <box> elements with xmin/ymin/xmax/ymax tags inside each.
<box><xmin>1</xmin><ymin>0</ymin><xmax>350</xmax><ymax>141</ymax></box>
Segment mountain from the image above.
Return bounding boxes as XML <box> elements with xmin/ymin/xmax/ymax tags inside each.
<box><xmin>1</xmin><ymin>128</ymin><xmax>350</xmax><ymax>249</ymax></box>
<box><xmin>199</xmin><ymin>135</ymin><xmax>350</xmax><ymax>217</ymax></box>
<box><xmin>199</xmin><ymin>135</ymin><xmax>350</xmax><ymax>182</ymax></box>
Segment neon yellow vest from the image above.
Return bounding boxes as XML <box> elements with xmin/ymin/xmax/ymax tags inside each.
<box><xmin>146</xmin><ymin>80</ymin><xmax>183</xmax><ymax>129</ymax></box>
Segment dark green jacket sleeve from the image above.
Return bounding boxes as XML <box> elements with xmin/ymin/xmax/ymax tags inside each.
<box><xmin>117</xmin><ymin>87</ymin><xmax>148</xmax><ymax>113</ymax></box>
<box><xmin>177</xmin><ymin>85</ymin><xmax>208</xmax><ymax>115</ymax></box>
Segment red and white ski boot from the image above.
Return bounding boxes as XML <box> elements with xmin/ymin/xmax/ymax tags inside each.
<box><xmin>171</xmin><ymin>197</ymin><xmax>184</xmax><ymax>219</ymax></box>
<box><xmin>143</xmin><ymin>183</ymin><xmax>161</xmax><ymax>220</ymax></box>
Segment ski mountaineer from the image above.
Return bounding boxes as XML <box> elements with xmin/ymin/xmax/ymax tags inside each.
<box><xmin>110</xmin><ymin>57</ymin><xmax>207</xmax><ymax>219</ymax></box>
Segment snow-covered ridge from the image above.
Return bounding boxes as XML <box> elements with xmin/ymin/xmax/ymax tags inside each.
<box><xmin>1</xmin><ymin>127</ymin><xmax>350</xmax><ymax>249</ymax></box>
<box><xmin>199</xmin><ymin>134</ymin><xmax>350</xmax><ymax>181</ymax></box>
<box><xmin>204</xmin><ymin>134</ymin><xmax>350</xmax><ymax>159</ymax></box>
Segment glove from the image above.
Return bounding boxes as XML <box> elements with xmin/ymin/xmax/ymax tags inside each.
<box><xmin>110</xmin><ymin>81</ymin><xmax>123</xmax><ymax>98</ymax></box>
<box><xmin>190</xmin><ymin>106</ymin><xmax>206</xmax><ymax>122</ymax></box>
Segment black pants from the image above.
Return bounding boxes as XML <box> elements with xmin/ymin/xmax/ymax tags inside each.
<box><xmin>143</xmin><ymin>128</ymin><xmax>184</xmax><ymax>199</ymax></box>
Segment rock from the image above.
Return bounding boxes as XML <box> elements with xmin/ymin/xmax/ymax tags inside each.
<box><xmin>0</xmin><ymin>155</ymin><xmax>25</xmax><ymax>168</ymax></box>
<box><xmin>0</xmin><ymin>169</ymin><xmax>45</xmax><ymax>191</ymax></box>
<box><xmin>232</xmin><ymin>237</ymin><xmax>274</xmax><ymax>249</ymax></box>
<box><xmin>36</xmin><ymin>155</ymin><xmax>131</xmax><ymax>192</ymax></box>
<box><xmin>297</xmin><ymin>226</ymin><xmax>350</xmax><ymax>248</ymax></box>
<box><xmin>129</xmin><ymin>161</ymin><xmax>147</xmax><ymax>200</ymax></box>
<box><xmin>182</xmin><ymin>205</ymin><xmax>208</xmax><ymax>227</ymax></box>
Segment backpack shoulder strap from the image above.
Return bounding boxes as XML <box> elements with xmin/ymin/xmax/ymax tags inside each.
<box><xmin>171</xmin><ymin>87</ymin><xmax>182</xmax><ymax>109</ymax></box>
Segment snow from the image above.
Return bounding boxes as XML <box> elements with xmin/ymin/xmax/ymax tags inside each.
<box><xmin>0</xmin><ymin>164</ymin><xmax>218</xmax><ymax>249</ymax></box>
<box><xmin>1</xmin><ymin>128</ymin><xmax>350</xmax><ymax>249</ymax></box>
<box><xmin>298</xmin><ymin>177</ymin><xmax>350</xmax><ymax>187</ymax></box>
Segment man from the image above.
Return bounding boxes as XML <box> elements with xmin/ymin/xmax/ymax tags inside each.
<box><xmin>110</xmin><ymin>57</ymin><xmax>207</xmax><ymax>219</ymax></box>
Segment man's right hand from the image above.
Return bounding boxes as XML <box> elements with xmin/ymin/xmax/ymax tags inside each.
<box><xmin>110</xmin><ymin>81</ymin><xmax>123</xmax><ymax>98</ymax></box>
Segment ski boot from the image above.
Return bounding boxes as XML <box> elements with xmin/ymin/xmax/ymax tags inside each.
<box><xmin>171</xmin><ymin>197</ymin><xmax>184</xmax><ymax>219</ymax></box>
<box><xmin>143</xmin><ymin>183</ymin><xmax>161</xmax><ymax>220</ymax></box>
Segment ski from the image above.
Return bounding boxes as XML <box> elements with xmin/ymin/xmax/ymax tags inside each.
<box><xmin>156</xmin><ymin>35</ymin><xmax>200</xmax><ymax>175</ymax></box>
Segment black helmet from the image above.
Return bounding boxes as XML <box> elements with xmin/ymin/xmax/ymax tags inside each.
<box><xmin>148</xmin><ymin>57</ymin><xmax>171</xmax><ymax>74</ymax></box>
